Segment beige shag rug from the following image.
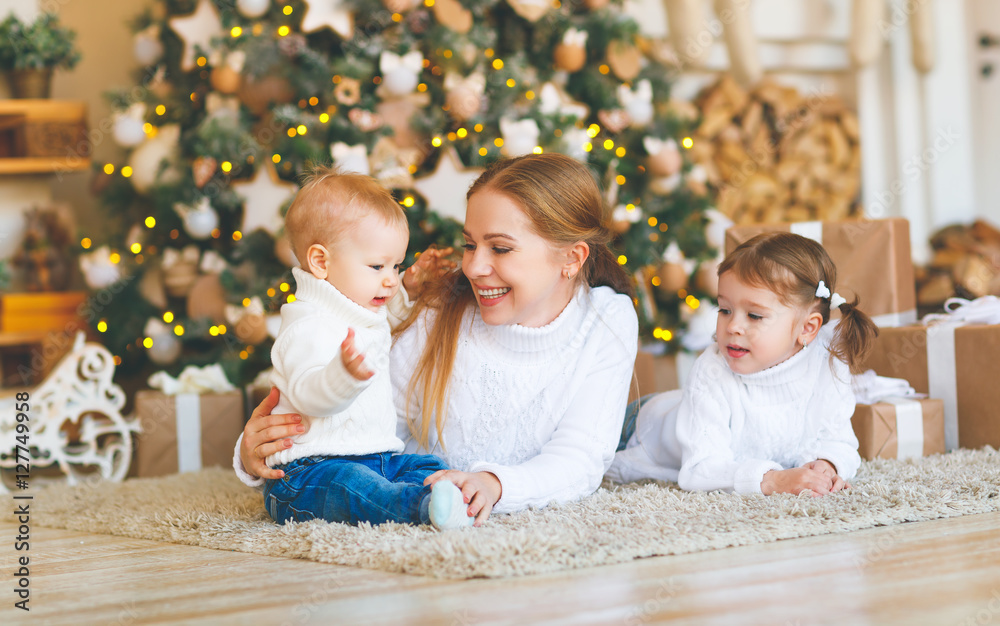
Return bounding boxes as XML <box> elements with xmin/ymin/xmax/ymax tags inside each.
<box><xmin>36</xmin><ymin>448</ymin><xmax>1000</xmax><ymax>579</ymax></box>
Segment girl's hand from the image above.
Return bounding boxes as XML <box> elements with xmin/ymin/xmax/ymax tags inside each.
<box><xmin>761</xmin><ymin>467</ymin><xmax>835</xmax><ymax>497</ymax></box>
<box><xmin>340</xmin><ymin>328</ymin><xmax>373</xmax><ymax>381</ymax></box>
<box><xmin>403</xmin><ymin>246</ymin><xmax>456</xmax><ymax>299</ymax></box>
<box><xmin>239</xmin><ymin>387</ymin><xmax>307</xmax><ymax>480</ymax></box>
<box><xmin>424</xmin><ymin>469</ymin><xmax>501</xmax><ymax>526</ymax></box>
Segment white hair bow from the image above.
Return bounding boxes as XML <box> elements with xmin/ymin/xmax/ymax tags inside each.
<box><xmin>816</xmin><ymin>280</ymin><xmax>847</xmax><ymax>308</ymax></box>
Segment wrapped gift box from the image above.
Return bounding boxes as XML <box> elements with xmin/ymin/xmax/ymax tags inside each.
<box><xmin>860</xmin><ymin>323</ymin><xmax>1000</xmax><ymax>450</ymax></box>
<box><xmin>851</xmin><ymin>398</ymin><xmax>945</xmax><ymax>460</ymax></box>
<box><xmin>0</xmin><ymin>291</ymin><xmax>88</xmax><ymax>333</ymax></box>
<box><xmin>725</xmin><ymin>217</ymin><xmax>916</xmax><ymax>327</ymax></box>
<box><xmin>133</xmin><ymin>389</ymin><xmax>246</xmax><ymax>477</ymax></box>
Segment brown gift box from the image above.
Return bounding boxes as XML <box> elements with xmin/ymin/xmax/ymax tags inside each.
<box><xmin>851</xmin><ymin>398</ymin><xmax>945</xmax><ymax>460</ymax></box>
<box><xmin>725</xmin><ymin>217</ymin><xmax>916</xmax><ymax>326</ymax></box>
<box><xmin>133</xmin><ymin>390</ymin><xmax>246</xmax><ymax>478</ymax></box>
<box><xmin>860</xmin><ymin>323</ymin><xmax>1000</xmax><ymax>451</ymax></box>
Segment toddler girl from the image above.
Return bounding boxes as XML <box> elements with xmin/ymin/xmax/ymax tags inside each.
<box><xmin>609</xmin><ymin>232</ymin><xmax>878</xmax><ymax>496</ymax></box>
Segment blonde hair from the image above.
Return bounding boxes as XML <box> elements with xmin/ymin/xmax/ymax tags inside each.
<box><xmin>395</xmin><ymin>153</ymin><xmax>634</xmax><ymax>449</ymax></box>
<box><xmin>284</xmin><ymin>165</ymin><xmax>407</xmax><ymax>262</ymax></box>
<box><xmin>718</xmin><ymin>231</ymin><xmax>878</xmax><ymax>373</ymax></box>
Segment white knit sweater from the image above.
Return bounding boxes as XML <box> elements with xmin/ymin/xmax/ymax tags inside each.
<box><xmin>390</xmin><ymin>285</ymin><xmax>638</xmax><ymax>514</ymax></box>
<box><xmin>264</xmin><ymin>267</ymin><xmax>408</xmax><ymax>466</ymax></box>
<box><xmin>607</xmin><ymin>324</ymin><xmax>860</xmax><ymax>494</ymax></box>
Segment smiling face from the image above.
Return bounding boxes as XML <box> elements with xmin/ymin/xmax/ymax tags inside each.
<box><xmin>715</xmin><ymin>271</ymin><xmax>820</xmax><ymax>375</ymax></box>
<box><xmin>314</xmin><ymin>212</ymin><xmax>408</xmax><ymax>312</ymax></box>
<box><xmin>461</xmin><ymin>189</ymin><xmax>576</xmax><ymax>327</ymax></box>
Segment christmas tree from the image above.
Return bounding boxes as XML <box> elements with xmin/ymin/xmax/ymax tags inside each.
<box><xmin>81</xmin><ymin>0</ymin><xmax>716</xmax><ymax>387</ymax></box>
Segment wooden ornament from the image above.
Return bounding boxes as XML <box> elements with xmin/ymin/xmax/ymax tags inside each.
<box><xmin>348</xmin><ymin>107</ymin><xmax>385</xmax><ymax>132</ymax></box>
<box><xmin>433</xmin><ymin>0</ymin><xmax>473</xmax><ymax>33</ymax></box>
<box><xmin>382</xmin><ymin>0</ymin><xmax>417</xmax><ymax>12</ymax></box>
<box><xmin>186</xmin><ymin>274</ymin><xmax>228</xmax><ymax>323</ymax></box>
<box><xmin>647</xmin><ymin>146</ymin><xmax>682</xmax><ymax>177</ymax></box>
<box><xmin>210</xmin><ymin>65</ymin><xmax>242</xmax><ymax>94</ymax></box>
<box><xmin>598</xmin><ymin>109</ymin><xmax>630</xmax><ymax>134</ymax></box>
<box><xmin>607</xmin><ymin>41</ymin><xmax>642</xmax><ymax>81</ymax></box>
<box><xmin>235</xmin><ymin>313</ymin><xmax>269</xmax><ymax>345</ymax></box>
<box><xmin>657</xmin><ymin>261</ymin><xmax>689</xmax><ymax>294</ymax></box>
<box><xmin>553</xmin><ymin>43</ymin><xmax>587</xmax><ymax>73</ymax></box>
<box><xmin>192</xmin><ymin>156</ymin><xmax>218</xmax><ymax>188</ymax></box>
<box><xmin>506</xmin><ymin>0</ymin><xmax>550</xmax><ymax>23</ymax></box>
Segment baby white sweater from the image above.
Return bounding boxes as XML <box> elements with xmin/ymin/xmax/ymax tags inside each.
<box><xmin>265</xmin><ymin>267</ymin><xmax>408</xmax><ymax>466</ymax></box>
<box><xmin>390</xmin><ymin>285</ymin><xmax>638</xmax><ymax>514</ymax></box>
<box><xmin>608</xmin><ymin>324</ymin><xmax>860</xmax><ymax>494</ymax></box>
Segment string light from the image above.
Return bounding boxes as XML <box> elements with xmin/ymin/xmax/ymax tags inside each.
<box><xmin>682</xmin><ymin>137</ymin><xmax>694</xmax><ymax>149</ymax></box>
<box><xmin>243</xmin><ymin>297</ymin><xmax>252</xmax><ymax>307</ymax></box>
<box><xmin>651</xmin><ymin>276</ymin><xmax>661</xmax><ymax>287</ymax></box>
<box><xmin>196</xmin><ymin>56</ymin><xmax>207</xmax><ymax>67</ymax></box>
<box><xmin>283</xmin><ymin>5</ymin><xmax>293</xmax><ymax>14</ymax></box>
<box><xmin>231</xmin><ymin>26</ymin><xmax>242</xmax><ymax>37</ymax></box>
<box><xmin>272</xmin><ymin>154</ymin><xmax>281</xmax><ymax>163</ymax></box>
<box><xmin>296</xmin><ymin>124</ymin><xmax>307</xmax><ymax>135</ymax></box>
<box><xmin>267</xmin><ymin>288</ymin><xmax>276</xmax><ymax>297</ymax></box>
<box><xmin>616</xmin><ymin>147</ymin><xmax>627</xmax><ymax>157</ymax></box>
<box><xmin>647</xmin><ymin>216</ymin><xmax>658</xmax><ymax>227</ymax></box>
<box><xmin>277</xmin><ymin>25</ymin><xmax>290</xmax><ymax>36</ymax></box>
<box><xmin>598</xmin><ymin>64</ymin><xmax>610</xmax><ymax>74</ymax></box>
<box><xmin>233</xmin><ymin>231</ymin><xmax>243</xmax><ymax>241</ymax></box>
<box><xmin>221</xmin><ymin>161</ymin><xmax>232</xmax><ymax>172</ymax></box>
<box><xmin>603</xmin><ymin>139</ymin><xmax>614</xmax><ymax>150</ymax></box>
<box><xmin>209</xmin><ymin>326</ymin><xmax>219</xmax><ymax>336</ymax></box>
<box><xmin>163</xmin><ymin>311</ymin><xmax>174</xmax><ymax>323</ymax></box>
<box><xmin>81</xmin><ymin>238</ymin><xmax>92</xmax><ymax>249</ymax></box>
<box><xmin>617</xmin><ymin>255</ymin><xmax>627</xmax><ymax>265</ymax></box>
<box><xmin>218</xmin><ymin>324</ymin><xmax>227</xmax><ymax>334</ymax></box>
<box><xmin>279</xmin><ymin>282</ymin><xmax>290</xmax><ymax>292</ymax></box>
<box><xmin>492</xmin><ymin>59</ymin><xmax>504</xmax><ymax>70</ymax></box>
<box><xmin>392</xmin><ymin>12</ymin><xmax>402</xmax><ymax>21</ymax></box>
<box><xmin>494</xmin><ymin>138</ymin><xmax>504</xmax><ymax>147</ymax></box>
<box><xmin>287</xmin><ymin>294</ymin><xmax>296</xmax><ymax>303</ymax></box>
<box><xmin>456</xmin><ymin>128</ymin><xmax>467</xmax><ymax>138</ymax></box>
<box><xmin>155</xmin><ymin>105</ymin><xmax>165</xmax><ymax>115</ymax></box>
<box><xmin>174</xmin><ymin>325</ymin><xmax>185</xmax><ymax>336</ymax></box>
<box><xmin>402</xmin><ymin>196</ymin><xmax>415</xmax><ymax>207</ymax></box>
<box><xmin>533</xmin><ymin>146</ymin><xmax>543</xmax><ymax>154</ymax></box>
<box><xmin>97</xmin><ymin>320</ymin><xmax>107</xmax><ymax>333</ymax></box>
<box><xmin>686</xmin><ymin>295</ymin><xmax>701</xmax><ymax>309</ymax></box>
<box><xmin>479</xmin><ymin>147</ymin><xmax>488</xmax><ymax>156</ymax></box>
<box><xmin>143</xmin><ymin>337</ymin><xmax>153</xmax><ymax>348</ymax></box>
<box><xmin>130</xmin><ymin>243</ymin><xmax>141</xmax><ymax>254</ymax></box>
<box><xmin>432</xmin><ymin>137</ymin><xmax>442</xmax><ymax>147</ymax></box>
<box><xmin>319</xmin><ymin>113</ymin><xmax>330</xmax><ymax>123</ymax></box>
<box><xmin>109</xmin><ymin>252</ymin><xmax>121</xmax><ymax>264</ymax></box>
<box><xmin>122</xmin><ymin>166</ymin><xmax>133</xmax><ymax>177</ymax></box>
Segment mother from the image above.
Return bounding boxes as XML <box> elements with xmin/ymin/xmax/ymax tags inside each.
<box><xmin>236</xmin><ymin>152</ymin><xmax>639</xmax><ymax>524</ymax></box>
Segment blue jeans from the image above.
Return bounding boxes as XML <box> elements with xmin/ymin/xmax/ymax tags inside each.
<box><xmin>617</xmin><ymin>394</ymin><xmax>658</xmax><ymax>452</ymax></box>
<box><xmin>263</xmin><ymin>452</ymin><xmax>449</xmax><ymax>526</ymax></box>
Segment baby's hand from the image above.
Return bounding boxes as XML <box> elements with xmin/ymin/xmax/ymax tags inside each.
<box><xmin>403</xmin><ymin>246</ymin><xmax>456</xmax><ymax>299</ymax></box>
<box><xmin>340</xmin><ymin>328</ymin><xmax>373</xmax><ymax>381</ymax></box>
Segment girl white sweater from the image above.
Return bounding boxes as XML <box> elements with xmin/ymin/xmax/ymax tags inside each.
<box><xmin>607</xmin><ymin>324</ymin><xmax>860</xmax><ymax>494</ymax></box>
<box><xmin>390</xmin><ymin>285</ymin><xmax>638</xmax><ymax>514</ymax></box>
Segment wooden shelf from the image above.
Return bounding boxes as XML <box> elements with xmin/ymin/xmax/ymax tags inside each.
<box><xmin>0</xmin><ymin>99</ymin><xmax>90</xmax><ymax>174</ymax></box>
<box><xmin>0</xmin><ymin>156</ymin><xmax>90</xmax><ymax>174</ymax></box>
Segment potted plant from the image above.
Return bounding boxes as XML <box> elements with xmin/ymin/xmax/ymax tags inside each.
<box><xmin>0</xmin><ymin>12</ymin><xmax>81</xmax><ymax>98</ymax></box>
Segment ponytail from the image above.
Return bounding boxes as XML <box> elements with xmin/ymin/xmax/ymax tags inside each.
<box><xmin>829</xmin><ymin>296</ymin><xmax>879</xmax><ymax>374</ymax></box>
<box><xmin>584</xmin><ymin>243</ymin><xmax>634</xmax><ymax>297</ymax></box>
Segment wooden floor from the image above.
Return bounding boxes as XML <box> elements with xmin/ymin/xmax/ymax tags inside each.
<box><xmin>4</xmin><ymin>511</ymin><xmax>1000</xmax><ymax>625</ymax></box>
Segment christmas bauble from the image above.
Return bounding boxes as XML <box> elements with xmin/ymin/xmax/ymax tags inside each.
<box><xmin>133</xmin><ymin>29</ymin><xmax>164</xmax><ymax>66</ymax></box>
<box><xmin>647</xmin><ymin>143</ymin><xmax>682</xmax><ymax>177</ymax></box>
<box><xmin>181</xmin><ymin>205</ymin><xmax>219</xmax><ymax>239</ymax></box>
<box><xmin>113</xmin><ymin>114</ymin><xmax>147</xmax><ymax>148</ymax></box>
<box><xmin>553</xmin><ymin>43</ymin><xmax>587</xmax><ymax>73</ymax></box>
<box><xmin>657</xmin><ymin>261</ymin><xmax>690</xmax><ymax>294</ymax></box>
<box><xmin>236</xmin><ymin>0</ymin><xmax>271</xmax><ymax>18</ymax></box>
<box><xmin>187</xmin><ymin>274</ymin><xmax>228</xmax><ymax>323</ymax></box>
<box><xmin>79</xmin><ymin>247</ymin><xmax>122</xmax><ymax>290</ymax></box>
<box><xmin>235</xmin><ymin>314</ymin><xmax>269</xmax><ymax>345</ymax></box>
<box><xmin>445</xmin><ymin>87</ymin><xmax>482</xmax><ymax>121</ymax></box>
<box><xmin>239</xmin><ymin>74</ymin><xmax>294</xmax><ymax>115</ymax></box>
<box><xmin>163</xmin><ymin>262</ymin><xmax>199</xmax><ymax>298</ymax></box>
<box><xmin>210</xmin><ymin>66</ymin><xmax>242</xmax><ymax>94</ymax></box>
<box><xmin>694</xmin><ymin>258</ymin><xmax>721</xmax><ymax>298</ymax></box>
<box><xmin>147</xmin><ymin>332</ymin><xmax>182</xmax><ymax>365</ymax></box>
<box><xmin>274</xmin><ymin>234</ymin><xmax>299</xmax><ymax>267</ymax></box>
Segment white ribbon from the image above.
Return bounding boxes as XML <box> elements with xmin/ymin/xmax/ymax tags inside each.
<box><xmin>643</xmin><ymin>137</ymin><xmax>678</xmax><ymax>160</ymax></box>
<box><xmin>920</xmin><ymin>296</ymin><xmax>1000</xmax><ymax>450</ymax></box>
<box><xmin>174</xmin><ymin>393</ymin><xmax>202</xmax><ymax>473</ymax></box>
<box><xmin>148</xmin><ymin>363</ymin><xmax>236</xmax><ymax>395</ymax></box>
<box><xmin>881</xmin><ymin>396</ymin><xmax>925</xmax><ymax>460</ymax></box>
<box><xmin>162</xmin><ymin>245</ymin><xmax>201</xmax><ymax>270</ymax></box>
<box><xmin>444</xmin><ymin>71</ymin><xmax>486</xmax><ymax>97</ymax></box>
<box><xmin>538</xmin><ymin>82</ymin><xmax>588</xmax><ymax>119</ymax></box>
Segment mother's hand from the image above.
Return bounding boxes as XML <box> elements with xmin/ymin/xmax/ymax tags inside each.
<box><xmin>424</xmin><ymin>469</ymin><xmax>502</xmax><ymax>527</ymax></box>
<box><xmin>239</xmin><ymin>387</ymin><xmax>305</xmax><ymax>480</ymax></box>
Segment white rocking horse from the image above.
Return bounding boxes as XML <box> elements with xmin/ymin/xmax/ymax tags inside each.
<box><xmin>0</xmin><ymin>332</ymin><xmax>139</xmax><ymax>492</ymax></box>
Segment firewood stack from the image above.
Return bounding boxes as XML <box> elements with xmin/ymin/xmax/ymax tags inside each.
<box><xmin>916</xmin><ymin>219</ymin><xmax>1000</xmax><ymax>308</ymax></box>
<box><xmin>687</xmin><ymin>75</ymin><xmax>863</xmax><ymax>225</ymax></box>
